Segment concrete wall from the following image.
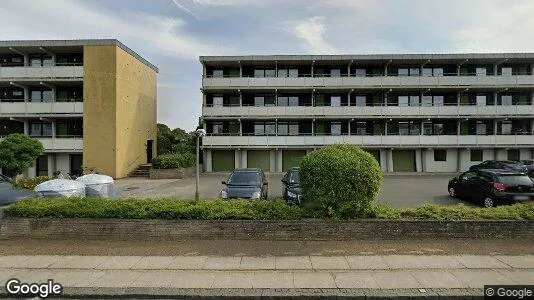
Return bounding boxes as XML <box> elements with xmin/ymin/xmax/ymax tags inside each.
<box><xmin>83</xmin><ymin>45</ymin><xmax>117</xmax><ymax>177</ymax></box>
<box><xmin>423</xmin><ymin>149</ymin><xmax>458</xmax><ymax>173</ymax></box>
<box><xmin>83</xmin><ymin>45</ymin><xmax>157</xmax><ymax>179</ymax></box>
<box><xmin>115</xmin><ymin>46</ymin><xmax>157</xmax><ymax>179</ymax></box>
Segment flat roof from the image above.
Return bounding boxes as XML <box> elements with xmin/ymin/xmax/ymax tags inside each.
<box><xmin>200</xmin><ymin>53</ymin><xmax>534</xmax><ymax>63</ymax></box>
<box><xmin>0</xmin><ymin>39</ymin><xmax>158</xmax><ymax>72</ymax></box>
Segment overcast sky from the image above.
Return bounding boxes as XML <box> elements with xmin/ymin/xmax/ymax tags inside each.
<box><xmin>2</xmin><ymin>0</ymin><xmax>533</xmax><ymax>130</ymax></box>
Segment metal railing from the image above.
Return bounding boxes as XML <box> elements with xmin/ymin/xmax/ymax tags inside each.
<box><xmin>203</xmin><ymin>72</ymin><xmax>533</xmax><ymax>78</ymax></box>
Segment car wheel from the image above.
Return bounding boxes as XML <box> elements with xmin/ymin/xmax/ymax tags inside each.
<box><xmin>483</xmin><ymin>197</ymin><xmax>495</xmax><ymax>208</ymax></box>
<box><xmin>448</xmin><ymin>187</ymin><xmax>457</xmax><ymax>198</ymax></box>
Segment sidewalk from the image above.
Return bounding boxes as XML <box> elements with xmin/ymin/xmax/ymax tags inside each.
<box><xmin>0</xmin><ymin>255</ymin><xmax>533</xmax><ymax>298</ymax></box>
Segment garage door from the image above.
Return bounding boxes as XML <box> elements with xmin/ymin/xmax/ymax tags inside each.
<box><xmin>212</xmin><ymin>150</ymin><xmax>235</xmax><ymax>172</ymax></box>
<box><xmin>282</xmin><ymin>150</ymin><xmax>307</xmax><ymax>171</ymax></box>
<box><xmin>247</xmin><ymin>150</ymin><xmax>270</xmax><ymax>171</ymax></box>
<box><xmin>392</xmin><ymin>150</ymin><xmax>416</xmax><ymax>172</ymax></box>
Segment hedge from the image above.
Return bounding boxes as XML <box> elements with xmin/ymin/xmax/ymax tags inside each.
<box><xmin>3</xmin><ymin>198</ymin><xmax>533</xmax><ymax>221</ymax></box>
<box><xmin>12</xmin><ymin>176</ymin><xmax>51</xmax><ymax>190</ymax></box>
<box><xmin>152</xmin><ymin>152</ymin><xmax>195</xmax><ymax>169</ymax></box>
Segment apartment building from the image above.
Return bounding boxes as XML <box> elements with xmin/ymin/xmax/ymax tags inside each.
<box><xmin>0</xmin><ymin>39</ymin><xmax>157</xmax><ymax>179</ymax></box>
<box><xmin>200</xmin><ymin>54</ymin><xmax>534</xmax><ymax>173</ymax></box>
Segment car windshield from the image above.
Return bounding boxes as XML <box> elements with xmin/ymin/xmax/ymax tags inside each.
<box><xmin>498</xmin><ymin>175</ymin><xmax>533</xmax><ymax>186</ymax></box>
<box><xmin>290</xmin><ymin>170</ymin><xmax>300</xmax><ymax>184</ymax></box>
<box><xmin>228</xmin><ymin>172</ymin><xmax>260</xmax><ymax>185</ymax></box>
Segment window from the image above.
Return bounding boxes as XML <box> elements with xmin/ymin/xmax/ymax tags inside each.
<box><xmin>476</xmin><ymin>95</ymin><xmax>486</xmax><ymax>106</ymax></box>
<box><xmin>30</xmin><ymin>55</ymin><xmax>52</xmax><ymax>67</ymax></box>
<box><xmin>409</xmin><ymin>122</ymin><xmax>420</xmax><ymax>135</ymax></box>
<box><xmin>254</xmin><ymin>69</ymin><xmax>264</xmax><ymax>77</ymax></box>
<box><xmin>265</xmin><ymin>69</ymin><xmax>276</xmax><ymax>77</ymax></box>
<box><xmin>501</xmin><ymin>95</ymin><xmax>512</xmax><ymax>106</ymax></box>
<box><xmin>422</xmin><ymin>96</ymin><xmax>433</xmax><ymax>107</ymax></box>
<box><xmin>254</xmin><ymin>96</ymin><xmax>264</xmax><ymax>107</ymax></box>
<box><xmin>422</xmin><ymin>68</ymin><xmax>433</xmax><ymax>77</ymax></box>
<box><xmin>279</xmin><ymin>122</ymin><xmax>299</xmax><ymax>136</ymax></box>
<box><xmin>501</xmin><ymin>121</ymin><xmax>512</xmax><ymax>135</ymax></box>
<box><xmin>277</xmin><ymin>96</ymin><xmax>288</xmax><ymax>106</ymax></box>
<box><xmin>330</xmin><ymin>69</ymin><xmax>341</xmax><ymax>77</ymax></box>
<box><xmin>398</xmin><ymin>68</ymin><xmax>409</xmax><ymax>76</ymax></box>
<box><xmin>434</xmin><ymin>96</ymin><xmax>444</xmax><ymax>106</ymax></box>
<box><xmin>56</xmin><ymin>120</ymin><xmax>83</xmax><ymax>137</ymax></box>
<box><xmin>288</xmin><ymin>96</ymin><xmax>299</xmax><ymax>106</ymax></box>
<box><xmin>476</xmin><ymin>67</ymin><xmax>487</xmax><ymax>76</ymax></box>
<box><xmin>399</xmin><ymin>122</ymin><xmax>409</xmax><ymax>135</ymax></box>
<box><xmin>355</xmin><ymin>122</ymin><xmax>367</xmax><ymax>135</ymax></box>
<box><xmin>434</xmin><ymin>150</ymin><xmax>447</xmax><ymax>162</ymax></box>
<box><xmin>213</xmin><ymin>96</ymin><xmax>223</xmax><ymax>107</ymax></box>
<box><xmin>422</xmin><ymin>122</ymin><xmax>433</xmax><ymax>135</ymax></box>
<box><xmin>213</xmin><ymin>122</ymin><xmax>224</xmax><ymax>134</ymax></box>
<box><xmin>265</xmin><ymin>96</ymin><xmax>276</xmax><ymax>106</ymax></box>
<box><xmin>265</xmin><ymin>122</ymin><xmax>276</xmax><ymax>135</ymax></box>
<box><xmin>355</xmin><ymin>69</ymin><xmax>366</xmax><ymax>77</ymax></box>
<box><xmin>36</xmin><ymin>155</ymin><xmax>48</xmax><ymax>177</ymax></box>
<box><xmin>398</xmin><ymin>96</ymin><xmax>409</xmax><ymax>107</ymax></box>
<box><xmin>331</xmin><ymin>122</ymin><xmax>341</xmax><ymax>135</ymax></box>
<box><xmin>288</xmin><ymin>123</ymin><xmax>298</xmax><ymax>136</ymax></box>
<box><xmin>277</xmin><ymin>122</ymin><xmax>288</xmax><ymax>135</ymax></box>
<box><xmin>470</xmin><ymin>150</ymin><xmax>483</xmax><ymax>161</ymax></box>
<box><xmin>330</xmin><ymin>96</ymin><xmax>341</xmax><ymax>107</ymax></box>
<box><xmin>409</xmin><ymin>68</ymin><xmax>420</xmax><ymax>76</ymax></box>
<box><xmin>254</xmin><ymin>123</ymin><xmax>265</xmax><ymax>135</ymax></box>
<box><xmin>212</xmin><ymin>70</ymin><xmax>224</xmax><ymax>77</ymax></box>
<box><xmin>29</xmin><ymin>122</ymin><xmax>52</xmax><ymax>137</ymax></box>
<box><xmin>476</xmin><ymin>122</ymin><xmax>487</xmax><ymax>135</ymax></box>
<box><xmin>277</xmin><ymin>69</ymin><xmax>287</xmax><ymax>77</ymax></box>
<box><xmin>501</xmin><ymin>67</ymin><xmax>512</xmax><ymax>76</ymax></box>
<box><xmin>30</xmin><ymin>89</ymin><xmax>53</xmax><ymax>102</ymax></box>
<box><xmin>288</xmin><ymin>69</ymin><xmax>298</xmax><ymax>78</ymax></box>
<box><xmin>433</xmin><ymin>123</ymin><xmax>444</xmax><ymax>135</ymax></box>
<box><xmin>409</xmin><ymin>95</ymin><xmax>419</xmax><ymax>107</ymax></box>
<box><xmin>507</xmin><ymin>149</ymin><xmax>520</xmax><ymax>161</ymax></box>
<box><xmin>433</xmin><ymin>68</ymin><xmax>444</xmax><ymax>76</ymax></box>
<box><xmin>355</xmin><ymin>95</ymin><xmax>366</xmax><ymax>106</ymax></box>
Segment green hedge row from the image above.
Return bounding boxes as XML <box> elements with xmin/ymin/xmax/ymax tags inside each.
<box><xmin>4</xmin><ymin>198</ymin><xmax>533</xmax><ymax>220</ymax></box>
<box><xmin>152</xmin><ymin>152</ymin><xmax>195</xmax><ymax>169</ymax></box>
<box><xmin>12</xmin><ymin>176</ymin><xmax>51</xmax><ymax>190</ymax></box>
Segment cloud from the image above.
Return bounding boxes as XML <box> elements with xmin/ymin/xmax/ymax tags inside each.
<box><xmin>284</xmin><ymin>16</ymin><xmax>337</xmax><ymax>54</ymax></box>
<box><xmin>0</xmin><ymin>0</ymin><xmax>234</xmax><ymax>59</ymax></box>
<box><xmin>171</xmin><ymin>0</ymin><xmax>201</xmax><ymax>20</ymax></box>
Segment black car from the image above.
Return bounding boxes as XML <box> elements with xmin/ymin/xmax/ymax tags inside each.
<box><xmin>519</xmin><ymin>160</ymin><xmax>534</xmax><ymax>177</ymax></box>
<box><xmin>448</xmin><ymin>169</ymin><xmax>534</xmax><ymax>208</ymax></box>
<box><xmin>0</xmin><ymin>175</ymin><xmax>37</xmax><ymax>206</ymax></box>
<box><xmin>469</xmin><ymin>160</ymin><xmax>528</xmax><ymax>174</ymax></box>
<box><xmin>220</xmin><ymin>168</ymin><xmax>268</xmax><ymax>200</ymax></box>
<box><xmin>282</xmin><ymin>167</ymin><xmax>302</xmax><ymax>205</ymax></box>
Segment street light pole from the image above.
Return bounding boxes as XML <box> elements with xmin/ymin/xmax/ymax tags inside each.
<box><xmin>194</xmin><ymin>129</ymin><xmax>205</xmax><ymax>201</ymax></box>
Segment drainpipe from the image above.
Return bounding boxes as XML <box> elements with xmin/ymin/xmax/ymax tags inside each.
<box><xmin>384</xmin><ymin>59</ymin><xmax>392</xmax><ymax>76</ymax></box>
<box><xmin>348</xmin><ymin>60</ymin><xmax>353</xmax><ymax>77</ymax></box>
<box><xmin>458</xmin><ymin>59</ymin><xmax>469</xmax><ymax>76</ymax></box>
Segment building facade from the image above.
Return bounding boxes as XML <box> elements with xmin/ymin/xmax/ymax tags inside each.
<box><xmin>0</xmin><ymin>39</ymin><xmax>158</xmax><ymax>179</ymax></box>
<box><xmin>200</xmin><ymin>54</ymin><xmax>534</xmax><ymax>173</ymax></box>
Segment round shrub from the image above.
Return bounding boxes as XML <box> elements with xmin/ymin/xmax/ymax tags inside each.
<box><xmin>300</xmin><ymin>145</ymin><xmax>383</xmax><ymax>219</ymax></box>
<box><xmin>152</xmin><ymin>152</ymin><xmax>196</xmax><ymax>169</ymax></box>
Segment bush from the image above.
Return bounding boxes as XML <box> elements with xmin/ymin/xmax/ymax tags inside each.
<box><xmin>12</xmin><ymin>176</ymin><xmax>51</xmax><ymax>190</ymax></box>
<box><xmin>300</xmin><ymin>145</ymin><xmax>383</xmax><ymax>219</ymax></box>
<box><xmin>152</xmin><ymin>152</ymin><xmax>195</xmax><ymax>169</ymax></box>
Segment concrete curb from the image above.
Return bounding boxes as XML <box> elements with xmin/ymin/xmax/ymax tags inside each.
<box><xmin>0</xmin><ymin>287</ymin><xmax>485</xmax><ymax>299</ymax></box>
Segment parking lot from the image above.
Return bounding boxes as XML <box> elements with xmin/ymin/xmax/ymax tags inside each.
<box><xmin>116</xmin><ymin>173</ymin><xmax>468</xmax><ymax>208</ymax></box>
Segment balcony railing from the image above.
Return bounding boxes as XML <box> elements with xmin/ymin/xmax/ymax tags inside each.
<box><xmin>202</xmin><ymin>74</ymin><xmax>534</xmax><ymax>88</ymax></box>
<box><xmin>0</xmin><ymin>136</ymin><xmax>83</xmax><ymax>151</ymax></box>
<box><xmin>0</xmin><ymin>100</ymin><xmax>83</xmax><ymax>114</ymax></box>
<box><xmin>202</xmin><ymin>104</ymin><xmax>534</xmax><ymax>117</ymax></box>
<box><xmin>202</xmin><ymin>134</ymin><xmax>534</xmax><ymax>147</ymax></box>
<box><xmin>0</xmin><ymin>65</ymin><xmax>84</xmax><ymax>79</ymax></box>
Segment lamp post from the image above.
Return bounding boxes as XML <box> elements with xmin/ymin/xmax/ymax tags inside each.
<box><xmin>195</xmin><ymin>128</ymin><xmax>206</xmax><ymax>201</ymax></box>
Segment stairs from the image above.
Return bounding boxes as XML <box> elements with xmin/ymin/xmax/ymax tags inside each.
<box><xmin>130</xmin><ymin>164</ymin><xmax>151</xmax><ymax>178</ymax></box>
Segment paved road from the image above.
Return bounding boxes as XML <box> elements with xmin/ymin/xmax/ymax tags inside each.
<box><xmin>116</xmin><ymin>173</ymin><xmax>465</xmax><ymax>208</ymax></box>
<box><xmin>0</xmin><ymin>254</ymin><xmax>532</xmax><ymax>297</ymax></box>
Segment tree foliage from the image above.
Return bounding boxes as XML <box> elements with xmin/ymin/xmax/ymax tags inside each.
<box><xmin>0</xmin><ymin>134</ymin><xmax>45</xmax><ymax>177</ymax></box>
<box><xmin>300</xmin><ymin>145</ymin><xmax>383</xmax><ymax>219</ymax></box>
<box><xmin>157</xmin><ymin>123</ymin><xmax>196</xmax><ymax>155</ymax></box>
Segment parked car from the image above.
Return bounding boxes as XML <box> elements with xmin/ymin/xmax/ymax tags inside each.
<box><xmin>469</xmin><ymin>160</ymin><xmax>528</xmax><ymax>174</ymax></box>
<box><xmin>282</xmin><ymin>167</ymin><xmax>302</xmax><ymax>205</ymax></box>
<box><xmin>448</xmin><ymin>169</ymin><xmax>534</xmax><ymax>208</ymax></box>
<box><xmin>0</xmin><ymin>175</ymin><xmax>37</xmax><ymax>206</ymax></box>
<box><xmin>220</xmin><ymin>168</ymin><xmax>268</xmax><ymax>200</ymax></box>
<box><xmin>518</xmin><ymin>160</ymin><xmax>534</xmax><ymax>177</ymax></box>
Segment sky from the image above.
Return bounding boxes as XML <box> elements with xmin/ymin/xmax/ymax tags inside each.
<box><xmin>1</xmin><ymin>0</ymin><xmax>534</xmax><ymax>131</ymax></box>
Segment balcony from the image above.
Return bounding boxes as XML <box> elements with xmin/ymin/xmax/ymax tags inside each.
<box><xmin>0</xmin><ymin>101</ymin><xmax>83</xmax><ymax>114</ymax></box>
<box><xmin>0</xmin><ymin>66</ymin><xmax>84</xmax><ymax>79</ymax></box>
<box><xmin>202</xmin><ymin>134</ymin><xmax>534</xmax><ymax>148</ymax></box>
<box><xmin>202</xmin><ymin>104</ymin><xmax>534</xmax><ymax>118</ymax></box>
<box><xmin>202</xmin><ymin>75</ymin><xmax>534</xmax><ymax>89</ymax></box>
<box><xmin>0</xmin><ymin>137</ymin><xmax>83</xmax><ymax>151</ymax></box>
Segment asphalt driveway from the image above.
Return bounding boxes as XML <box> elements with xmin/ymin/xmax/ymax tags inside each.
<box><xmin>116</xmin><ymin>173</ymin><xmax>467</xmax><ymax>208</ymax></box>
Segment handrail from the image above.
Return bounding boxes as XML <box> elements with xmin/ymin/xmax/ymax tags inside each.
<box><xmin>203</xmin><ymin>72</ymin><xmax>533</xmax><ymax>78</ymax></box>
<box><xmin>0</xmin><ymin>63</ymin><xmax>83</xmax><ymax>68</ymax></box>
<box><xmin>203</xmin><ymin>103</ymin><xmax>532</xmax><ymax>108</ymax></box>
<box><xmin>203</xmin><ymin>132</ymin><xmax>533</xmax><ymax>137</ymax></box>
<box><xmin>0</xmin><ymin>98</ymin><xmax>83</xmax><ymax>103</ymax></box>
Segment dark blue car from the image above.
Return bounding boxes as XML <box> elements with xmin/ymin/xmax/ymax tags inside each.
<box><xmin>0</xmin><ymin>175</ymin><xmax>37</xmax><ymax>205</ymax></box>
<box><xmin>282</xmin><ymin>167</ymin><xmax>302</xmax><ymax>205</ymax></box>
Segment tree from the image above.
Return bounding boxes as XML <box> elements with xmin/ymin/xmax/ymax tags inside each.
<box><xmin>300</xmin><ymin>145</ymin><xmax>383</xmax><ymax>219</ymax></box>
<box><xmin>157</xmin><ymin>123</ymin><xmax>196</xmax><ymax>156</ymax></box>
<box><xmin>0</xmin><ymin>134</ymin><xmax>45</xmax><ymax>178</ymax></box>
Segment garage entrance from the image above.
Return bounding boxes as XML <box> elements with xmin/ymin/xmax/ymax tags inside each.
<box><xmin>247</xmin><ymin>150</ymin><xmax>270</xmax><ymax>172</ymax></box>
<box><xmin>282</xmin><ymin>150</ymin><xmax>307</xmax><ymax>171</ymax></box>
<box><xmin>212</xmin><ymin>150</ymin><xmax>235</xmax><ymax>172</ymax></box>
<box><xmin>393</xmin><ymin>150</ymin><xmax>416</xmax><ymax>172</ymax></box>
